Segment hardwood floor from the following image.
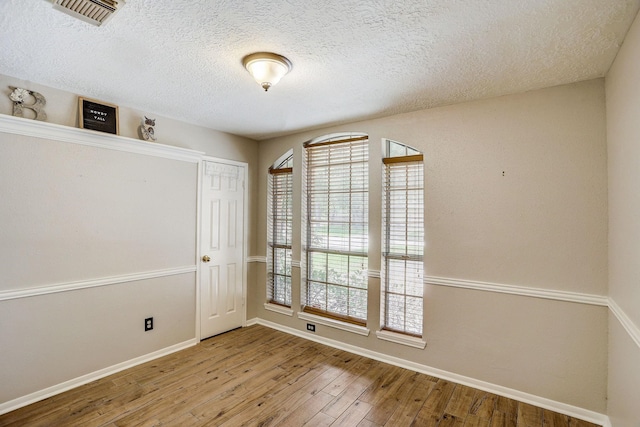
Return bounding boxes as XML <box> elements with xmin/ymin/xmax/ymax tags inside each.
<box><xmin>0</xmin><ymin>325</ymin><xmax>600</xmax><ymax>427</ymax></box>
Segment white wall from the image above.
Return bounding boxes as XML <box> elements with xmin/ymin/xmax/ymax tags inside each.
<box><xmin>605</xmin><ymin>8</ymin><xmax>640</xmax><ymax>427</ymax></box>
<box><xmin>251</xmin><ymin>79</ymin><xmax>609</xmax><ymax>414</ymax></box>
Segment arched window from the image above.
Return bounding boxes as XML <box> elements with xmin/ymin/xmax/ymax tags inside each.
<box><xmin>302</xmin><ymin>133</ymin><xmax>369</xmax><ymax>325</ymax></box>
<box><xmin>381</xmin><ymin>139</ymin><xmax>424</xmax><ymax>337</ymax></box>
<box><xmin>267</xmin><ymin>151</ymin><xmax>293</xmax><ymax>307</ymax></box>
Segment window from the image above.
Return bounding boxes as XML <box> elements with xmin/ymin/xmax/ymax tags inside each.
<box><xmin>267</xmin><ymin>153</ymin><xmax>293</xmax><ymax>307</ymax></box>
<box><xmin>381</xmin><ymin>140</ymin><xmax>424</xmax><ymax>337</ymax></box>
<box><xmin>303</xmin><ymin>134</ymin><xmax>368</xmax><ymax>325</ymax></box>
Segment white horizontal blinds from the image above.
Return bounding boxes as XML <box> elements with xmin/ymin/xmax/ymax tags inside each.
<box><xmin>305</xmin><ymin>135</ymin><xmax>368</xmax><ymax>325</ymax></box>
<box><xmin>382</xmin><ymin>141</ymin><xmax>424</xmax><ymax>337</ymax></box>
<box><xmin>267</xmin><ymin>155</ymin><xmax>293</xmax><ymax>307</ymax></box>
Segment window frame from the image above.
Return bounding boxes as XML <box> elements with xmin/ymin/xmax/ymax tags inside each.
<box><xmin>266</xmin><ymin>153</ymin><xmax>293</xmax><ymax>308</ymax></box>
<box><xmin>380</xmin><ymin>140</ymin><xmax>425</xmax><ymax>339</ymax></box>
<box><xmin>302</xmin><ymin>134</ymin><xmax>369</xmax><ymax>327</ymax></box>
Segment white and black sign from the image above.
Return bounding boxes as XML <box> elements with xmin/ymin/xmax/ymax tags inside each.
<box><xmin>78</xmin><ymin>97</ymin><xmax>119</xmax><ymax>135</ymax></box>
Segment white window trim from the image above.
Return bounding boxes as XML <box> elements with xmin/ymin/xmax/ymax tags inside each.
<box><xmin>267</xmin><ymin>153</ymin><xmax>293</xmax><ymax>307</ymax></box>
<box><xmin>381</xmin><ymin>139</ymin><xmax>425</xmax><ymax>338</ymax></box>
<box><xmin>376</xmin><ymin>329</ymin><xmax>427</xmax><ymax>349</ymax></box>
<box><xmin>298</xmin><ymin>311</ymin><xmax>370</xmax><ymax>336</ymax></box>
<box><xmin>302</xmin><ymin>133</ymin><xmax>369</xmax><ymax>322</ymax></box>
<box><xmin>264</xmin><ymin>302</ymin><xmax>294</xmax><ymax>317</ymax></box>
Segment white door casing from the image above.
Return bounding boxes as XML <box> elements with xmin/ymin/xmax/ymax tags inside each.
<box><xmin>199</xmin><ymin>159</ymin><xmax>246</xmax><ymax>339</ymax></box>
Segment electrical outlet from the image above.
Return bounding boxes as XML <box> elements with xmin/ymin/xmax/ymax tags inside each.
<box><xmin>145</xmin><ymin>317</ymin><xmax>153</xmax><ymax>331</ymax></box>
<box><xmin>306</xmin><ymin>323</ymin><xmax>315</xmax><ymax>332</ymax></box>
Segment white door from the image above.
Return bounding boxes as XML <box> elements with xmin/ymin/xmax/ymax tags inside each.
<box><xmin>200</xmin><ymin>159</ymin><xmax>246</xmax><ymax>339</ymax></box>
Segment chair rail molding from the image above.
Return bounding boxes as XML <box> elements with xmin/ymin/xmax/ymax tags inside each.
<box><xmin>425</xmin><ymin>275</ymin><xmax>608</xmax><ymax>307</ymax></box>
<box><xmin>0</xmin><ymin>266</ymin><xmax>197</xmax><ymax>301</ymax></box>
<box><xmin>609</xmin><ymin>297</ymin><xmax>640</xmax><ymax>349</ymax></box>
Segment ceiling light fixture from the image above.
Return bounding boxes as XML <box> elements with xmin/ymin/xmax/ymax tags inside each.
<box><xmin>242</xmin><ymin>52</ymin><xmax>292</xmax><ymax>92</ymax></box>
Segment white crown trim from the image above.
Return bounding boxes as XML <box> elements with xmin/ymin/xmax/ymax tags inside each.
<box><xmin>0</xmin><ymin>114</ymin><xmax>203</xmax><ymax>163</ymax></box>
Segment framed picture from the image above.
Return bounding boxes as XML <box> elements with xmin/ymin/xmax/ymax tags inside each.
<box><xmin>78</xmin><ymin>97</ymin><xmax>119</xmax><ymax>135</ymax></box>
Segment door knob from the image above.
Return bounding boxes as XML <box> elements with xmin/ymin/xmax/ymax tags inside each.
<box><xmin>202</xmin><ymin>255</ymin><xmax>211</xmax><ymax>263</ymax></box>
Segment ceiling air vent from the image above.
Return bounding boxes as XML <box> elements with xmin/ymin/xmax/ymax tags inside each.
<box><xmin>52</xmin><ymin>0</ymin><xmax>125</xmax><ymax>26</ymax></box>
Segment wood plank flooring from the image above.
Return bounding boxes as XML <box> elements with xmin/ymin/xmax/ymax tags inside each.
<box><xmin>0</xmin><ymin>325</ymin><xmax>601</xmax><ymax>427</ymax></box>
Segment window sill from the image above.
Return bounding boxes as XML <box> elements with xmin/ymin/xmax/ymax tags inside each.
<box><xmin>297</xmin><ymin>311</ymin><xmax>370</xmax><ymax>336</ymax></box>
<box><xmin>264</xmin><ymin>303</ymin><xmax>294</xmax><ymax>317</ymax></box>
<box><xmin>376</xmin><ymin>330</ymin><xmax>427</xmax><ymax>349</ymax></box>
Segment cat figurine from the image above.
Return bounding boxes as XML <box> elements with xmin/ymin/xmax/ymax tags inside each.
<box><xmin>139</xmin><ymin>116</ymin><xmax>157</xmax><ymax>141</ymax></box>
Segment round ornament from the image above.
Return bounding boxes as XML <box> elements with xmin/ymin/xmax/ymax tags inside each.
<box><xmin>10</xmin><ymin>87</ymin><xmax>30</xmax><ymax>103</ymax></box>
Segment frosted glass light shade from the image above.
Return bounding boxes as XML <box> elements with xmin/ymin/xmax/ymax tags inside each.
<box><xmin>242</xmin><ymin>52</ymin><xmax>292</xmax><ymax>92</ymax></box>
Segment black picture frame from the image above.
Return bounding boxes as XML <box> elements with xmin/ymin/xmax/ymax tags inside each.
<box><xmin>78</xmin><ymin>97</ymin><xmax>119</xmax><ymax>135</ymax></box>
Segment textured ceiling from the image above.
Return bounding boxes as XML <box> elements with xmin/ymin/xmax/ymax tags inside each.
<box><xmin>1</xmin><ymin>0</ymin><xmax>639</xmax><ymax>140</ymax></box>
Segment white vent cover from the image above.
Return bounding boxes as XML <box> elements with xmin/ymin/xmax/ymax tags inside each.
<box><xmin>52</xmin><ymin>0</ymin><xmax>125</xmax><ymax>26</ymax></box>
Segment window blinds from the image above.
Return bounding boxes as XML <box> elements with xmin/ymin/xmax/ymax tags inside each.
<box><xmin>382</xmin><ymin>154</ymin><xmax>424</xmax><ymax>336</ymax></box>
<box><xmin>304</xmin><ymin>136</ymin><xmax>368</xmax><ymax>325</ymax></box>
<box><xmin>267</xmin><ymin>162</ymin><xmax>293</xmax><ymax>307</ymax></box>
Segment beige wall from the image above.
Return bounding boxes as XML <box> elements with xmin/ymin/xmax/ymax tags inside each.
<box><xmin>0</xmin><ymin>74</ymin><xmax>260</xmax><ymax>254</ymax></box>
<box><xmin>605</xmin><ymin>8</ymin><xmax>640</xmax><ymax>427</ymax></box>
<box><xmin>0</xmin><ymin>72</ymin><xmax>616</xmax><ymax>416</ymax></box>
<box><xmin>0</xmin><ymin>133</ymin><xmax>197</xmax><ymax>289</ymax></box>
<box><xmin>252</xmin><ymin>79</ymin><xmax>609</xmax><ymax>412</ymax></box>
<box><xmin>0</xmin><ymin>274</ymin><xmax>195</xmax><ymax>403</ymax></box>
<box><xmin>0</xmin><ymin>129</ymin><xmax>199</xmax><ymax>404</ymax></box>
<box><xmin>0</xmin><ymin>74</ymin><xmax>258</xmax><ymax>407</ymax></box>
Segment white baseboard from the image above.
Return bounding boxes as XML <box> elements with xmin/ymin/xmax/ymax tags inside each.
<box><xmin>246</xmin><ymin>317</ymin><xmax>259</xmax><ymax>326</ymax></box>
<box><xmin>0</xmin><ymin>338</ymin><xmax>198</xmax><ymax>416</ymax></box>
<box><xmin>249</xmin><ymin>317</ymin><xmax>610</xmax><ymax>427</ymax></box>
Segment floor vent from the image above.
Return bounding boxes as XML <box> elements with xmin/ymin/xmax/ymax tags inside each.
<box><xmin>52</xmin><ymin>0</ymin><xmax>125</xmax><ymax>26</ymax></box>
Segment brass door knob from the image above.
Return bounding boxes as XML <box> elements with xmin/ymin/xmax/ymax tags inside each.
<box><xmin>202</xmin><ymin>255</ymin><xmax>211</xmax><ymax>263</ymax></box>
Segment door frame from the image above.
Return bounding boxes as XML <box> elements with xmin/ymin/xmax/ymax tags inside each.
<box><xmin>195</xmin><ymin>155</ymin><xmax>249</xmax><ymax>341</ymax></box>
